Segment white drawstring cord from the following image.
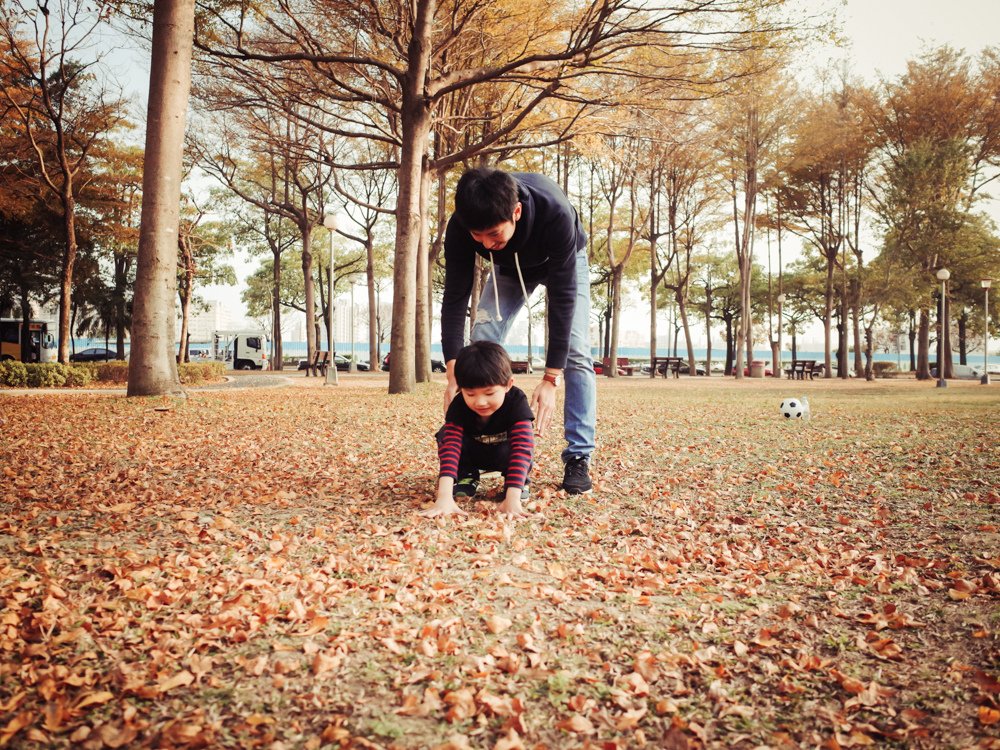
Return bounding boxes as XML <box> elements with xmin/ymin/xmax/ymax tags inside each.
<box><xmin>488</xmin><ymin>251</ymin><xmax>530</xmax><ymax>323</ymax></box>
<box><xmin>513</xmin><ymin>252</ymin><xmax>530</xmax><ymax>307</ymax></box>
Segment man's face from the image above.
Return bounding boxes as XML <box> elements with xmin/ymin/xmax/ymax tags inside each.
<box><xmin>469</xmin><ymin>203</ymin><xmax>522</xmax><ymax>251</ymax></box>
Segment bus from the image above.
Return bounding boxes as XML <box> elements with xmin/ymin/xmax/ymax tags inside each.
<box><xmin>0</xmin><ymin>318</ymin><xmax>57</xmax><ymax>363</ymax></box>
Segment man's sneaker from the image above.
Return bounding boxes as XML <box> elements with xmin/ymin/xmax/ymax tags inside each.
<box><xmin>562</xmin><ymin>457</ymin><xmax>592</xmax><ymax>494</ymax></box>
<box><xmin>453</xmin><ymin>475</ymin><xmax>479</xmax><ymax>498</ymax></box>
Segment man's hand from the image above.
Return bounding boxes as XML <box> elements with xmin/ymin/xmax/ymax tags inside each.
<box><xmin>530</xmin><ymin>375</ymin><xmax>559</xmax><ymax>437</ymax></box>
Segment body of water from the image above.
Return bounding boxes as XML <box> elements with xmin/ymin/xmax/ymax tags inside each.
<box><xmin>75</xmin><ymin>337</ymin><xmax>1000</xmax><ymax>371</ymax></box>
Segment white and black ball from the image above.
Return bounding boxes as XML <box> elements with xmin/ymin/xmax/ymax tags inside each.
<box><xmin>780</xmin><ymin>398</ymin><xmax>805</xmax><ymax>419</ymax></box>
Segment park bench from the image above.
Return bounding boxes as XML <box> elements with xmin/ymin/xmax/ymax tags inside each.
<box><xmin>602</xmin><ymin>356</ymin><xmax>634</xmax><ymax>376</ymax></box>
<box><xmin>649</xmin><ymin>356</ymin><xmax>683</xmax><ymax>378</ymax></box>
<box><xmin>308</xmin><ymin>350</ymin><xmax>331</xmax><ymax>377</ymax></box>
<box><xmin>510</xmin><ymin>360</ymin><xmax>530</xmax><ymax>374</ymax></box>
<box><xmin>784</xmin><ymin>359</ymin><xmax>816</xmax><ymax>380</ymax></box>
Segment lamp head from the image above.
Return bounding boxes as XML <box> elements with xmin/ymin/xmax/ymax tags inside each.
<box><xmin>776</xmin><ymin>293</ymin><xmax>786</xmax><ymax>303</ymax></box>
<box><xmin>323</xmin><ymin>213</ymin><xmax>338</xmax><ymax>231</ymax></box>
<box><xmin>936</xmin><ymin>268</ymin><xmax>950</xmax><ymax>281</ymax></box>
<box><xmin>983</xmin><ymin>279</ymin><xmax>993</xmax><ymax>289</ymax></box>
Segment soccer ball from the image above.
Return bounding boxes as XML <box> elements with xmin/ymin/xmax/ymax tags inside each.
<box><xmin>780</xmin><ymin>398</ymin><xmax>807</xmax><ymax>419</ymax></box>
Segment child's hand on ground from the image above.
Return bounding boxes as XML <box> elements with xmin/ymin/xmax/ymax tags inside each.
<box><xmin>496</xmin><ymin>487</ymin><xmax>530</xmax><ymax>519</ymax></box>
<box><xmin>418</xmin><ymin>495</ymin><xmax>468</xmax><ymax>518</ymax></box>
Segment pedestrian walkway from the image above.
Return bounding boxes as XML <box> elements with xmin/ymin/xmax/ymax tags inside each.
<box><xmin>0</xmin><ymin>372</ymin><xmax>295</xmax><ymax>396</ymax></box>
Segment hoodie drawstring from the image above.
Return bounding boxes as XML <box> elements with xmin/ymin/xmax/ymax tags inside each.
<box><xmin>489</xmin><ymin>251</ymin><xmax>531</xmax><ymax>323</ymax></box>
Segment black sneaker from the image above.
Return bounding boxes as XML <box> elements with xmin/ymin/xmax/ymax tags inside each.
<box><xmin>453</xmin><ymin>475</ymin><xmax>479</xmax><ymax>498</ymax></box>
<box><xmin>562</xmin><ymin>457</ymin><xmax>592</xmax><ymax>494</ymax></box>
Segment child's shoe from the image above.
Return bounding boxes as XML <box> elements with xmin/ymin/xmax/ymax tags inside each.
<box><xmin>453</xmin><ymin>475</ymin><xmax>479</xmax><ymax>498</ymax></box>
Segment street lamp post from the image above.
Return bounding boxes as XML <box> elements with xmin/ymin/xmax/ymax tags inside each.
<box><xmin>323</xmin><ymin>213</ymin><xmax>339</xmax><ymax>386</ymax></box>
<box><xmin>936</xmin><ymin>268</ymin><xmax>950</xmax><ymax>388</ymax></box>
<box><xmin>983</xmin><ymin>279</ymin><xmax>992</xmax><ymax>385</ymax></box>
<box><xmin>776</xmin><ymin>293</ymin><xmax>785</xmax><ymax>378</ymax></box>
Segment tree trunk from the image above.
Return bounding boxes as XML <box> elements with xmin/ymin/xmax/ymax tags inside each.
<box><xmin>852</xmin><ymin>279</ymin><xmax>863</xmax><ymax>376</ymax></box>
<box><xmin>19</xmin><ymin>290</ymin><xmax>32</xmax><ymax>363</ymax></box>
<box><xmin>823</xmin><ymin>262</ymin><xmax>834</xmax><ymax>378</ymax></box>
<box><xmin>724</xmin><ymin>315</ymin><xmax>735</xmax><ymax>376</ymax></box>
<box><xmin>649</xmin><ymin>282</ymin><xmax>658</xmax><ymax>378</ymax></box>
<box><xmin>415</xmin><ymin>164</ymin><xmax>432</xmax><ymax>382</ymax></box>
<box><xmin>388</xmin><ymin>0</ymin><xmax>435</xmax><ymax>395</ymax></box>
<box><xmin>864</xmin><ymin>324</ymin><xmax>875</xmax><ymax>381</ymax></box>
<box><xmin>114</xmin><ymin>254</ymin><xmax>129</xmax><ymax>359</ymax></box>
<box><xmin>271</xmin><ymin>253</ymin><xmax>283</xmax><ymax>370</ymax></box>
<box><xmin>916</xmin><ymin>308</ymin><xmax>931</xmax><ymax>379</ymax></box>
<box><xmin>677</xmin><ymin>290</ymin><xmax>695</xmax><ymax>376</ymax></box>
<box><xmin>704</xmin><ymin>291</ymin><xmax>713</xmax><ymax>378</ymax></box>
<box><xmin>177</xmin><ymin>238</ymin><xmax>193</xmax><ymax>363</ymax></box>
<box><xmin>942</xmin><ymin>291</ymin><xmax>953</xmax><ymax>379</ymax></box>
<box><xmin>366</xmin><ymin>239</ymin><xmax>377</xmax><ymax>374</ymax></box>
<box><xmin>301</xmin><ymin>222</ymin><xmax>316</xmax><ymax>360</ymax></box>
<box><xmin>127</xmin><ymin>0</ymin><xmax>194</xmax><ymax>398</ymax></box>
<box><xmin>608</xmin><ymin>266</ymin><xmax>623</xmax><ymax>378</ymax></box>
<box><xmin>57</xmin><ymin>188</ymin><xmax>78</xmax><ymax>364</ymax></box>
<box><xmin>958</xmin><ymin>309</ymin><xmax>968</xmax><ymax>365</ymax></box>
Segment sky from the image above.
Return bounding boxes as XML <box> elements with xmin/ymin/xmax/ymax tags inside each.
<box><xmin>107</xmin><ymin>1</ymin><xmax>1000</xmax><ymax>343</ymax></box>
<box><xmin>837</xmin><ymin>0</ymin><xmax>998</xmax><ymax>81</ymax></box>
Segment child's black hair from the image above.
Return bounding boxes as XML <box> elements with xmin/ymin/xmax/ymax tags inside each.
<box><xmin>454</xmin><ymin>167</ymin><xmax>519</xmax><ymax>231</ymax></box>
<box><xmin>454</xmin><ymin>341</ymin><xmax>513</xmax><ymax>389</ymax></box>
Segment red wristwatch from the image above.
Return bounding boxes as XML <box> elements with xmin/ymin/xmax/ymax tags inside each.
<box><xmin>542</xmin><ymin>372</ymin><xmax>562</xmax><ymax>387</ymax></box>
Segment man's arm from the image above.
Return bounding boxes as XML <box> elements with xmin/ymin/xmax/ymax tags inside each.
<box><xmin>440</xmin><ymin>217</ymin><xmax>477</xmax><ymax>363</ymax></box>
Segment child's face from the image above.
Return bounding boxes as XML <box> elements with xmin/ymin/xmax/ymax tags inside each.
<box><xmin>460</xmin><ymin>379</ymin><xmax>513</xmax><ymax>419</ymax></box>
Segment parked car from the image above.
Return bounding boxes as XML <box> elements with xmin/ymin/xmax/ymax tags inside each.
<box><xmin>335</xmin><ymin>355</ymin><xmax>369</xmax><ymax>371</ymax></box>
<box><xmin>297</xmin><ymin>354</ymin><xmax>369</xmax><ymax>372</ymax></box>
<box><xmin>69</xmin><ymin>347</ymin><xmax>118</xmax><ymax>362</ymax></box>
<box><xmin>677</xmin><ymin>363</ymin><xmax>707</xmax><ymax>376</ymax></box>
<box><xmin>381</xmin><ymin>352</ymin><xmax>446</xmax><ymax>372</ymax></box>
<box><xmin>930</xmin><ymin>363</ymin><xmax>982</xmax><ymax>380</ymax></box>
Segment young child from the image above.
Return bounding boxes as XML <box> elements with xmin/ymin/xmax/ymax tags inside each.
<box><xmin>419</xmin><ymin>341</ymin><xmax>534</xmax><ymax>518</ymax></box>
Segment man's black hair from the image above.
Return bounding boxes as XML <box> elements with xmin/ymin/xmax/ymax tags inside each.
<box><xmin>454</xmin><ymin>341</ymin><xmax>513</xmax><ymax>389</ymax></box>
<box><xmin>454</xmin><ymin>167</ymin><xmax>519</xmax><ymax>231</ymax></box>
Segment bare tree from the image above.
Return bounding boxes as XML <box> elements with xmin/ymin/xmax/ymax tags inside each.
<box><xmin>128</xmin><ymin>0</ymin><xmax>194</xmax><ymax>396</ymax></box>
<box><xmin>0</xmin><ymin>0</ymin><xmax>126</xmax><ymax>363</ymax></box>
<box><xmin>195</xmin><ymin>0</ymin><xmax>794</xmax><ymax>393</ymax></box>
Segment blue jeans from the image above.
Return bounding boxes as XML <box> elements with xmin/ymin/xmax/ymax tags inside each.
<box><xmin>471</xmin><ymin>250</ymin><xmax>597</xmax><ymax>463</ymax></box>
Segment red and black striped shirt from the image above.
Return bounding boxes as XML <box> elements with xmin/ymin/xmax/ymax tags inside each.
<box><xmin>438</xmin><ymin>386</ymin><xmax>535</xmax><ymax>489</ymax></box>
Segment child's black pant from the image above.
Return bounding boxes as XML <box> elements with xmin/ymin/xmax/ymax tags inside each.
<box><xmin>435</xmin><ymin>427</ymin><xmax>531</xmax><ymax>484</ymax></box>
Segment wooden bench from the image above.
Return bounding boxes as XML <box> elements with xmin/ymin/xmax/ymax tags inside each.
<box><xmin>649</xmin><ymin>356</ymin><xmax>683</xmax><ymax>378</ymax></box>
<box><xmin>307</xmin><ymin>350</ymin><xmax>331</xmax><ymax>377</ymax></box>
<box><xmin>510</xmin><ymin>360</ymin><xmax>530</xmax><ymax>374</ymax></box>
<box><xmin>602</xmin><ymin>356</ymin><xmax>634</xmax><ymax>376</ymax></box>
<box><xmin>784</xmin><ymin>359</ymin><xmax>816</xmax><ymax>380</ymax></box>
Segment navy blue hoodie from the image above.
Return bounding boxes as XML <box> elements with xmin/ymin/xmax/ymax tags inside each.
<box><xmin>440</xmin><ymin>173</ymin><xmax>587</xmax><ymax>369</ymax></box>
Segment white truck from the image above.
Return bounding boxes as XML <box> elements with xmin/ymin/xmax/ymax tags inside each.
<box><xmin>212</xmin><ymin>330</ymin><xmax>269</xmax><ymax>370</ymax></box>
